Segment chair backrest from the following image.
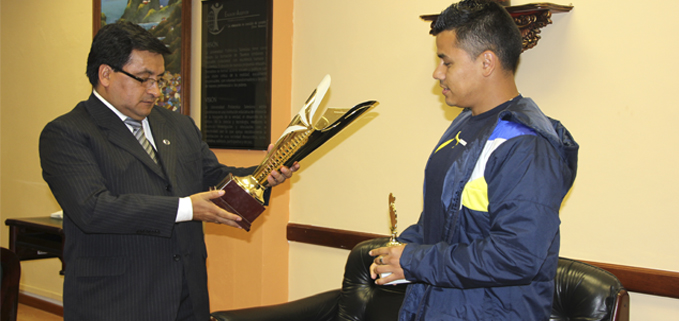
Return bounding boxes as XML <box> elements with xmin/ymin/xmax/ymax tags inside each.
<box><xmin>337</xmin><ymin>237</ymin><xmax>407</xmax><ymax>321</ymax></box>
<box><xmin>550</xmin><ymin>257</ymin><xmax>629</xmax><ymax>321</ymax></box>
<box><xmin>1</xmin><ymin>247</ymin><xmax>22</xmax><ymax>321</ymax></box>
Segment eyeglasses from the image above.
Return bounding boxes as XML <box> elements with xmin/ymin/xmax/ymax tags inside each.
<box><xmin>113</xmin><ymin>67</ymin><xmax>169</xmax><ymax>89</ymax></box>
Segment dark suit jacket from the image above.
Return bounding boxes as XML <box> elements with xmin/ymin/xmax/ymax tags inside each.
<box><xmin>40</xmin><ymin>94</ymin><xmax>252</xmax><ymax>321</ymax></box>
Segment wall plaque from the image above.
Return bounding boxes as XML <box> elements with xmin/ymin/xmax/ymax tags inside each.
<box><xmin>201</xmin><ymin>0</ymin><xmax>273</xmax><ymax>149</ymax></box>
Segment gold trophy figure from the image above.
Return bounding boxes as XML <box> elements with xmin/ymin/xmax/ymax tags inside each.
<box><xmin>386</xmin><ymin>193</ymin><xmax>402</xmax><ymax>247</ymax></box>
<box><xmin>380</xmin><ymin>193</ymin><xmax>410</xmax><ymax>284</ymax></box>
<box><xmin>211</xmin><ymin>75</ymin><xmax>378</xmax><ymax>231</ymax></box>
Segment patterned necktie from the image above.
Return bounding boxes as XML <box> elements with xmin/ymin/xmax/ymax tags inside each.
<box><xmin>124</xmin><ymin>118</ymin><xmax>159</xmax><ymax>164</ymax></box>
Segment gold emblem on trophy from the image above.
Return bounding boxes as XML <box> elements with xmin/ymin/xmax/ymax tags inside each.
<box><xmin>211</xmin><ymin>75</ymin><xmax>378</xmax><ymax>231</ymax></box>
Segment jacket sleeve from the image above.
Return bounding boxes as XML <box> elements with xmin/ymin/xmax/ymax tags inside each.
<box><xmin>397</xmin><ymin>214</ymin><xmax>425</xmax><ymax>244</ymax></box>
<box><xmin>400</xmin><ymin>135</ymin><xmax>566</xmax><ymax>288</ymax></box>
<box><xmin>39</xmin><ymin>118</ymin><xmax>180</xmax><ymax>237</ymax></box>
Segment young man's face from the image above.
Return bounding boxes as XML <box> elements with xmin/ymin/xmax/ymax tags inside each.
<box><xmin>432</xmin><ymin>30</ymin><xmax>485</xmax><ymax>110</ymax></box>
<box><xmin>106</xmin><ymin>49</ymin><xmax>165</xmax><ymax>121</ymax></box>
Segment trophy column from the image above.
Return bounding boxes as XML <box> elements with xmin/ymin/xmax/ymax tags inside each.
<box><xmin>380</xmin><ymin>193</ymin><xmax>410</xmax><ymax>285</ymax></box>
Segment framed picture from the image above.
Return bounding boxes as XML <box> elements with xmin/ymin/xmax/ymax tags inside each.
<box><xmin>93</xmin><ymin>0</ymin><xmax>192</xmax><ymax>115</ymax></box>
<box><xmin>200</xmin><ymin>0</ymin><xmax>273</xmax><ymax>150</ymax></box>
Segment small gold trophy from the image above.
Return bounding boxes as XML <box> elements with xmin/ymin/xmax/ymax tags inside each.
<box><xmin>381</xmin><ymin>193</ymin><xmax>410</xmax><ymax>284</ymax></box>
<box><xmin>211</xmin><ymin>75</ymin><xmax>378</xmax><ymax>231</ymax></box>
<box><xmin>386</xmin><ymin>193</ymin><xmax>401</xmax><ymax>247</ymax></box>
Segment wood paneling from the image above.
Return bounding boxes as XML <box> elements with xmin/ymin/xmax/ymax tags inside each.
<box><xmin>580</xmin><ymin>260</ymin><xmax>679</xmax><ymax>298</ymax></box>
<box><xmin>287</xmin><ymin>223</ymin><xmax>385</xmax><ymax>250</ymax></box>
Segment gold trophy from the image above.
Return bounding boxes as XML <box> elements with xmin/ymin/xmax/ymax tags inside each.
<box><xmin>380</xmin><ymin>193</ymin><xmax>410</xmax><ymax>284</ymax></box>
<box><xmin>211</xmin><ymin>75</ymin><xmax>378</xmax><ymax>231</ymax></box>
<box><xmin>386</xmin><ymin>193</ymin><xmax>401</xmax><ymax>247</ymax></box>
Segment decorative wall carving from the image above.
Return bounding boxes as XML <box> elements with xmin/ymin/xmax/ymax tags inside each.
<box><xmin>421</xmin><ymin>2</ymin><xmax>573</xmax><ymax>52</ymax></box>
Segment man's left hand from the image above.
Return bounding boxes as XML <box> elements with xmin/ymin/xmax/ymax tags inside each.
<box><xmin>266</xmin><ymin>144</ymin><xmax>301</xmax><ymax>187</ymax></box>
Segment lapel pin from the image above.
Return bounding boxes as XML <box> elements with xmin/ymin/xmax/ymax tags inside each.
<box><xmin>163</xmin><ymin>139</ymin><xmax>171</xmax><ymax>145</ymax></box>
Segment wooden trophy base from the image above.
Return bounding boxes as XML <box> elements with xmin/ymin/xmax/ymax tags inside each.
<box><xmin>211</xmin><ymin>174</ymin><xmax>265</xmax><ymax>231</ymax></box>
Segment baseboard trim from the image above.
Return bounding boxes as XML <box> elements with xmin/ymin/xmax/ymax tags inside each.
<box><xmin>19</xmin><ymin>292</ymin><xmax>63</xmax><ymax>317</ymax></box>
<box><xmin>287</xmin><ymin>223</ymin><xmax>679</xmax><ymax>299</ymax></box>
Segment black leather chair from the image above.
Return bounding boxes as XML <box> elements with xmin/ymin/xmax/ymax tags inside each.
<box><xmin>211</xmin><ymin>238</ymin><xmax>405</xmax><ymax>321</ymax></box>
<box><xmin>1</xmin><ymin>247</ymin><xmax>21</xmax><ymax>321</ymax></box>
<box><xmin>551</xmin><ymin>257</ymin><xmax>629</xmax><ymax>321</ymax></box>
<box><xmin>211</xmin><ymin>238</ymin><xmax>629</xmax><ymax>321</ymax></box>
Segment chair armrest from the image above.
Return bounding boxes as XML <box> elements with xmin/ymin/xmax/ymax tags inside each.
<box><xmin>211</xmin><ymin>289</ymin><xmax>340</xmax><ymax>321</ymax></box>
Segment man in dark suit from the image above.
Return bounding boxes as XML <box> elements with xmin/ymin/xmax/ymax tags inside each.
<box><xmin>39</xmin><ymin>21</ymin><xmax>298</xmax><ymax>321</ymax></box>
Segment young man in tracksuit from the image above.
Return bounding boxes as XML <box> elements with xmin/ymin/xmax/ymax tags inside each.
<box><xmin>369</xmin><ymin>1</ymin><xmax>579</xmax><ymax>320</ymax></box>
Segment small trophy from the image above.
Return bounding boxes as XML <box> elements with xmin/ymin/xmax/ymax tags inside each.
<box><xmin>386</xmin><ymin>193</ymin><xmax>401</xmax><ymax>247</ymax></box>
<box><xmin>380</xmin><ymin>193</ymin><xmax>410</xmax><ymax>284</ymax></box>
<box><xmin>211</xmin><ymin>75</ymin><xmax>378</xmax><ymax>231</ymax></box>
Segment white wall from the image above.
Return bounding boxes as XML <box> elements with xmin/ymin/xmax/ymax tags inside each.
<box><xmin>289</xmin><ymin>1</ymin><xmax>679</xmax><ymax>319</ymax></box>
<box><xmin>0</xmin><ymin>0</ymin><xmax>93</xmax><ymax>301</ymax></box>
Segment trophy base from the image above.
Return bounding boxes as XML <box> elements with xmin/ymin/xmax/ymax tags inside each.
<box><xmin>379</xmin><ymin>272</ymin><xmax>411</xmax><ymax>285</ymax></box>
<box><xmin>211</xmin><ymin>174</ymin><xmax>265</xmax><ymax>232</ymax></box>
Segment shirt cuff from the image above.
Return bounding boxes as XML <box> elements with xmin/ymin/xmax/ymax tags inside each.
<box><xmin>176</xmin><ymin>197</ymin><xmax>193</xmax><ymax>222</ymax></box>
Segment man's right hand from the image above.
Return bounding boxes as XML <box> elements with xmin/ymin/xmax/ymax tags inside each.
<box><xmin>190</xmin><ymin>190</ymin><xmax>243</xmax><ymax>229</ymax></box>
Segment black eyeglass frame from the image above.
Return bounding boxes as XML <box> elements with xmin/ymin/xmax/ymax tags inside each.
<box><xmin>111</xmin><ymin>66</ymin><xmax>169</xmax><ymax>89</ymax></box>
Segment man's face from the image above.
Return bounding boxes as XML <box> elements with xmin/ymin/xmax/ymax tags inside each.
<box><xmin>107</xmin><ymin>49</ymin><xmax>165</xmax><ymax>121</ymax></box>
<box><xmin>432</xmin><ymin>30</ymin><xmax>484</xmax><ymax>109</ymax></box>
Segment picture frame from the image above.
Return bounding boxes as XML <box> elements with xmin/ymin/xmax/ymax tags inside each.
<box><xmin>93</xmin><ymin>0</ymin><xmax>192</xmax><ymax>115</ymax></box>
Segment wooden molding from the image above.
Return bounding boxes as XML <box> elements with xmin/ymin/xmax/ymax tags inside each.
<box><xmin>287</xmin><ymin>223</ymin><xmax>679</xmax><ymax>299</ymax></box>
<box><xmin>287</xmin><ymin>223</ymin><xmax>385</xmax><ymax>250</ymax></box>
<box><xmin>580</xmin><ymin>260</ymin><xmax>679</xmax><ymax>299</ymax></box>
<box><xmin>19</xmin><ymin>293</ymin><xmax>63</xmax><ymax>317</ymax></box>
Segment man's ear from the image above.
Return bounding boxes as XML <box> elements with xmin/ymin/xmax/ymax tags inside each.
<box><xmin>480</xmin><ymin>50</ymin><xmax>498</xmax><ymax>77</ymax></box>
<box><xmin>98</xmin><ymin>64</ymin><xmax>112</xmax><ymax>87</ymax></box>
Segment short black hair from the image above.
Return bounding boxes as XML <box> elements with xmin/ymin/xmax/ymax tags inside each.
<box><xmin>431</xmin><ymin>0</ymin><xmax>522</xmax><ymax>73</ymax></box>
<box><xmin>86</xmin><ymin>21</ymin><xmax>171</xmax><ymax>87</ymax></box>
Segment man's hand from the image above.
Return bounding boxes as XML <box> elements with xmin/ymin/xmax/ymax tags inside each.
<box><xmin>265</xmin><ymin>144</ymin><xmax>300</xmax><ymax>187</ymax></box>
<box><xmin>369</xmin><ymin>244</ymin><xmax>406</xmax><ymax>285</ymax></box>
<box><xmin>190</xmin><ymin>190</ymin><xmax>243</xmax><ymax>228</ymax></box>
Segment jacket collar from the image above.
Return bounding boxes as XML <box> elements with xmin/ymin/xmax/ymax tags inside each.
<box><xmin>85</xmin><ymin>94</ymin><xmax>174</xmax><ymax>180</ymax></box>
